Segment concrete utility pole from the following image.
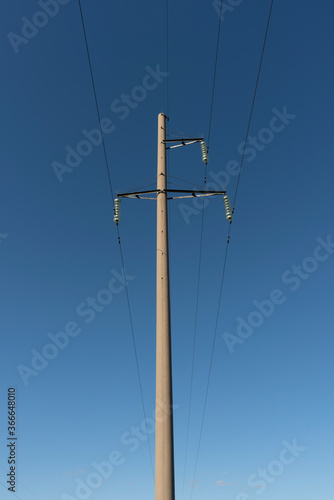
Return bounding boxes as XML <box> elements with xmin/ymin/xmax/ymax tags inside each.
<box><xmin>115</xmin><ymin>113</ymin><xmax>230</xmax><ymax>500</ymax></box>
<box><xmin>155</xmin><ymin>112</ymin><xmax>175</xmax><ymax>500</ymax></box>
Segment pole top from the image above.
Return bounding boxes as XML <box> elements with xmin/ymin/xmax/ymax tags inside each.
<box><xmin>159</xmin><ymin>112</ymin><xmax>169</xmax><ymax>121</ymax></box>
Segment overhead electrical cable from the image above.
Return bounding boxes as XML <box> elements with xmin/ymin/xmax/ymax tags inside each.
<box><xmin>232</xmin><ymin>0</ymin><xmax>274</xmax><ymax>210</ymax></box>
<box><xmin>189</xmin><ymin>2</ymin><xmax>274</xmax><ymax>498</ymax></box>
<box><xmin>189</xmin><ymin>225</ymin><xmax>231</xmax><ymax>500</ymax></box>
<box><xmin>167</xmin><ymin>175</ymin><xmax>205</xmax><ymax>189</ymax></box>
<box><xmin>166</xmin><ymin>127</ymin><xmax>195</xmax><ymax>138</ymax></box>
<box><xmin>207</xmin><ymin>0</ymin><xmax>224</xmax><ymax>149</ymax></box>
<box><xmin>0</xmin><ymin>464</ymin><xmax>42</xmax><ymax>500</ymax></box>
<box><xmin>166</xmin><ymin>0</ymin><xmax>173</xmax><ymax>396</ymax></box>
<box><xmin>127</xmin><ymin>175</ymin><xmax>157</xmax><ymax>192</ymax></box>
<box><xmin>166</xmin><ymin>0</ymin><xmax>169</xmax><ymax>117</ymax></box>
<box><xmin>77</xmin><ymin>0</ymin><xmax>154</xmax><ymax>480</ymax></box>
<box><xmin>77</xmin><ymin>0</ymin><xmax>114</xmax><ymax>201</ymax></box>
<box><xmin>182</xmin><ymin>2</ymin><xmax>224</xmax><ymax>496</ymax></box>
<box><xmin>0</xmin><ymin>480</ymin><xmax>23</xmax><ymax>500</ymax></box>
<box><xmin>181</xmin><ymin>184</ymin><xmax>207</xmax><ymax>500</ymax></box>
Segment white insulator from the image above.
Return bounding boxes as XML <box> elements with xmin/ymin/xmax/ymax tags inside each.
<box><xmin>114</xmin><ymin>198</ymin><xmax>121</xmax><ymax>224</ymax></box>
<box><xmin>223</xmin><ymin>195</ymin><xmax>232</xmax><ymax>221</ymax></box>
<box><xmin>200</xmin><ymin>140</ymin><xmax>209</xmax><ymax>164</ymax></box>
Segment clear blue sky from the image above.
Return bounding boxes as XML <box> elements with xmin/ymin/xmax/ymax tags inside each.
<box><xmin>1</xmin><ymin>1</ymin><xmax>333</xmax><ymax>499</ymax></box>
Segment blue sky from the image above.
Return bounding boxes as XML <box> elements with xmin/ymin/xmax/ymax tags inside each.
<box><xmin>1</xmin><ymin>0</ymin><xmax>333</xmax><ymax>499</ymax></box>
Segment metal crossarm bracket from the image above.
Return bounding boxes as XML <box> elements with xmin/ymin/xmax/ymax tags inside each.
<box><xmin>118</xmin><ymin>189</ymin><xmax>160</xmax><ymax>198</ymax></box>
<box><xmin>163</xmin><ymin>138</ymin><xmax>203</xmax><ymax>142</ymax></box>
<box><xmin>117</xmin><ymin>188</ymin><xmax>226</xmax><ymax>200</ymax></box>
<box><xmin>163</xmin><ymin>138</ymin><xmax>203</xmax><ymax>150</ymax></box>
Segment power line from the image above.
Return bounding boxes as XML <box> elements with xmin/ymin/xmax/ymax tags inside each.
<box><xmin>189</xmin><ymin>1</ymin><xmax>274</xmax><ymax>497</ymax></box>
<box><xmin>127</xmin><ymin>175</ymin><xmax>157</xmax><ymax>192</ymax></box>
<box><xmin>0</xmin><ymin>463</ymin><xmax>41</xmax><ymax>500</ymax></box>
<box><xmin>182</xmin><ymin>2</ymin><xmax>224</xmax><ymax>495</ymax></box>
<box><xmin>207</xmin><ymin>0</ymin><xmax>224</xmax><ymax>148</ymax></box>
<box><xmin>77</xmin><ymin>0</ymin><xmax>154</xmax><ymax>480</ymax></box>
<box><xmin>189</xmin><ymin>225</ymin><xmax>231</xmax><ymax>500</ymax></box>
<box><xmin>166</xmin><ymin>127</ymin><xmax>195</xmax><ymax>138</ymax></box>
<box><xmin>181</xmin><ymin>167</ymin><xmax>207</xmax><ymax>500</ymax></box>
<box><xmin>167</xmin><ymin>175</ymin><xmax>205</xmax><ymax>189</ymax></box>
<box><xmin>0</xmin><ymin>480</ymin><xmax>23</xmax><ymax>500</ymax></box>
<box><xmin>77</xmin><ymin>0</ymin><xmax>114</xmax><ymax>201</ymax></box>
<box><xmin>166</xmin><ymin>0</ymin><xmax>169</xmax><ymax>117</ymax></box>
<box><xmin>232</xmin><ymin>0</ymin><xmax>274</xmax><ymax>210</ymax></box>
